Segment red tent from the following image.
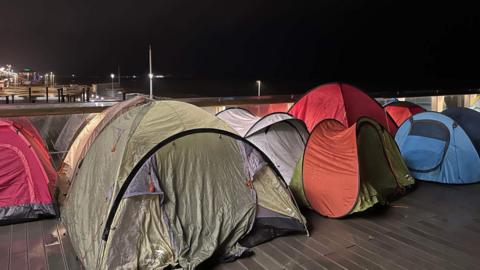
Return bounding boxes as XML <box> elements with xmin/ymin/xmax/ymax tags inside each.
<box><xmin>0</xmin><ymin>118</ymin><xmax>56</xmax><ymax>223</ymax></box>
<box><xmin>384</xmin><ymin>101</ymin><xmax>425</xmax><ymax>126</ymax></box>
<box><xmin>289</xmin><ymin>83</ymin><xmax>397</xmax><ymax>134</ymax></box>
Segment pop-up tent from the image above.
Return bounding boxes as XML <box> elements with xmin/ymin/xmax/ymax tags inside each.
<box><xmin>62</xmin><ymin>100</ymin><xmax>306</xmax><ymax>269</ymax></box>
<box><xmin>216</xmin><ymin>108</ymin><xmax>309</xmax><ymax>184</ymax></box>
<box><xmin>396</xmin><ymin>109</ymin><xmax>480</xmax><ymax>184</ymax></box>
<box><xmin>384</xmin><ymin>101</ymin><xmax>426</xmax><ymax>126</ymax></box>
<box><xmin>0</xmin><ymin>118</ymin><xmax>57</xmax><ymax>223</ymax></box>
<box><xmin>57</xmin><ymin>96</ymin><xmax>148</xmax><ymax>202</ymax></box>
<box><xmin>289</xmin><ymin>83</ymin><xmax>397</xmax><ymax>134</ymax></box>
<box><xmin>290</xmin><ymin>117</ymin><xmax>414</xmax><ymax>218</ymax></box>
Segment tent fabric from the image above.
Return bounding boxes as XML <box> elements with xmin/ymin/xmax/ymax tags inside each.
<box><xmin>301</xmin><ymin>118</ymin><xmax>413</xmax><ymax>218</ymax></box>
<box><xmin>216</xmin><ymin>108</ymin><xmax>309</xmax><ymax>184</ymax></box>
<box><xmin>0</xmin><ymin>119</ymin><xmax>56</xmax><ymax>223</ymax></box>
<box><xmin>54</xmin><ymin>113</ymin><xmax>95</xmax><ymax>154</ymax></box>
<box><xmin>57</xmin><ymin>96</ymin><xmax>148</xmax><ymax>202</ymax></box>
<box><xmin>384</xmin><ymin>101</ymin><xmax>426</xmax><ymax>127</ymax></box>
<box><xmin>396</xmin><ymin>111</ymin><xmax>480</xmax><ymax>184</ymax></box>
<box><xmin>62</xmin><ymin>100</ymin><xmax>306</xmax><ymax>269</ymax></box>
<box><xmin>289</xmin><ymin>82</ymin><xmax>397</xmax><ymax>135</ymax></box>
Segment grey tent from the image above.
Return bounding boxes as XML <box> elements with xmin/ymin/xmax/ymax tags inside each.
<box><xmin>216</xmin><ymin>108</ymin><xmax>309</xmax><ymax>185</ymax></box>
<box><xmin>54</xmin><ymin>113</ymin><xmax>95</xmax><ymax>155</ymax></box>
<box><xmin>62</xmin><ymin>100</ymin><xmax>306</xmax><ymax>269</ymax></box>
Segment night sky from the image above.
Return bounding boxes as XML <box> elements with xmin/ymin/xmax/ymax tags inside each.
<box><xmin>2</xmin><ymin>1</ymin><xmax>480</xmax><ymax>95</ymax></box>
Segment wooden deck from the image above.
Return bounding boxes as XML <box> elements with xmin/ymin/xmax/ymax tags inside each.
<box><xmin>1</xmin><ymin>181</ymin><xmax>479</xmax><ymax>270</ymax></box>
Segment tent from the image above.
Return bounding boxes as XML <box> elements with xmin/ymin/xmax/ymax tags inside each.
<box><xmin>289</xmin><ymin>83</ymin><xmax>397</xmax><ymax>134</ymax></box>
<box><xmin>396</xmin><ymin>109</ymin><xmax>480</xmax><ymax>184</ymax></box>
<box><xmin>216</xmin><ymin>108</ymin><xmax>309</xmax><ymax>184</ymax></box>
<box><xmin>57</xmin><ymin>96</ymin><xmax>148</xmax><ymax>202</ymax></box>
<box><xmin>384</xmin><ymin>101</ymin><xmax>426</xmax><ymax>126</ymax></box>
<box><xmin>0</xmin><ymin>118</ymin><xmax>57</xmax><ymax>223</ymax></box>
<box><xmin>54</xmin><ymin>113</ymin><xmax>95</xmax><ymax>155</ymax></box>
<box><xmin>290</xmin><ymin>117</ymin><xmax>414</xmax><ymax>218</ymax></box>
<box><xmin>62</xmin><ymin>100</ymin><xmax>306</xmax><ymax>269</ymax></box>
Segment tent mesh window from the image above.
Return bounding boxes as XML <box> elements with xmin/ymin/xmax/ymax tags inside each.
<box><xmin>405</xmin><ymin>120</ymin><xmax>450</xmax><ymax>172</ymax></box>
<box><xmin>409</xmin><ymin>120</ymin><xmax>450</xmax><ymax>142</ymax></box>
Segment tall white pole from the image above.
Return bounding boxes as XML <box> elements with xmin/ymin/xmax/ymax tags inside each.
<box><xmin>256</xmin><ymin>80</ymin><xmax>261</xmax><ymax>96</ymax></box>
<box><xmin>149</xmin><ymin>45</ymin><xmax>153</xmax><ymax>99</ymax></box>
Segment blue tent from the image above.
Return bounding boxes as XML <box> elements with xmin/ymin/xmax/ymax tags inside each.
<box><xmin>395</xmin><ymin>109</ymin><xmax>480</xmax><ymax>184</ymax></box>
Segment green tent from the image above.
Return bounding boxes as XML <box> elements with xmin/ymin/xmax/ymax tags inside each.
<box><xmin>62</xmin><ymin>100</ymin><xmax>306</xmax><ymax>269</ymax></box>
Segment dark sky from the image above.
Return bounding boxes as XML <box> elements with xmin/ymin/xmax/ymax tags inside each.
<box><xmin>2</xmin><ymin>1</ymin><xmax>480</xmax><ymax>93</ymax></box>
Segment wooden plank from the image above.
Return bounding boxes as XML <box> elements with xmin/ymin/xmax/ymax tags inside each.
<box><xmin>248</xmin><ymin>248</ymin><xmax>284</xmax><ymax>269</ymax></box>
<box><xmin>282</xmin><ymin>237</ymin><xmax>345</xmax><ymax>270</ymax></box>
<box><xmin>259</xmin><ymin>243</ymin><xmax>305</xmax><ymax>269</ymax></box>
<box><xmin>27</xmin><ymin>221</ymin><xmax>48</xmax><ymax>270</ymax></box>
<box><xmin>325</xmin><ymin>251</ymin><xmax>364</xmax><ymax>270</ymax></box>
<box><xmin>10</xmin><ymin>223</ymin><xmax>28</xmax><ymax>270</ymax></box>
<box><xmin>0</xmin><ymin>225</ymin><xmax>12</xmax><ymax>269</ymax></box>
<box><xmin>56</xmin><ymin>222</ymin><xmax>83</xmax><ymax>270</ymax></box>
<box><xmin>42</xmin><ymin>219</ymin><xmax>66</xmax><ymax>270</ymax></box>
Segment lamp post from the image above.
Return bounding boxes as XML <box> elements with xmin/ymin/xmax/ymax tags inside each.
<box><xmin>110</xmin><ymin>73</ymin><xmax>115</xmax><ymax>91</ymax></box>
<box><xmin>148</xmin><ymin>73</ymin><xmax>154</xmax><ymax>99</ymax></box>
<box><xmin>148</xmin><ymin>45</ymin><xmax>153</xmax><ymax>99</ymax></box>
<box><xmin>256</xmin><ymin>80</ymin><xmax>261</xmax><ymax>96</ymax></box>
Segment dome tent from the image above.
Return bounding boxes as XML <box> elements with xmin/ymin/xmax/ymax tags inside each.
<box><xmin>216</xmin><ymin>107</ymin><xmax>309</xmax><ymax>184</ymax></box>
<box><xmin>289</xmin><ymin>82</ymin><xmax>397</xmax><ymax>135</ymax></box>
<box><xmin>0</xmin><ymin>118</ymin><xmax>57</xmax><ymax>223</ymax></box>
<box><xmin>62</xmin><ymin>100</ymin><xmax>306</xmax><ymax>269</ymax></box>
<box><xmin>384</xmin><ymin>101</ymin><xmax>426</xmax><ymax>126</ymax></box>
<box><xmin>291</xmin><ymin>117</ymin><xmax>414</xmax><ymax>218</ymax></box>
<box><xmin>395</xmin><ymin>108</ymin><xmax>480</xmax><ymax>184</ymax></box>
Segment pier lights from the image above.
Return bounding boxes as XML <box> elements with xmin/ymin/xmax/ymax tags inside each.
<box><xmin>148</xmin><ymin>73</ymin><xmax>154</xmax><ymax>79</ymax></box>
<box><xmin>256</xmin><ymin>80</ymin><xmax>262</xmax><ymax>96</ymax></box>
<box><xmin>110</xmin><ymin>73</ymin><xmax>115</xmax><ymax>91</ymax></box>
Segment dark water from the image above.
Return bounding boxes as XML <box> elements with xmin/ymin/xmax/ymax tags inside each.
<box><xmin>58</xmin><ymin>76</ymin><xmax>479</xmax><ymax>98</ymax></box>
<box><xmin>63</xmin><ymin>77</ymin><xmax>323</xmax><ymax>97</ymax></box>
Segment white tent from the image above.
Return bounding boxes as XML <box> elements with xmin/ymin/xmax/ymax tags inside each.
<box><xmin>217</xmin><ymin>108</ymin><xmax>308</xmax><ymax>184</ymax></box>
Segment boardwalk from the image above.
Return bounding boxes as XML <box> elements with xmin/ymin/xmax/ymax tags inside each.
<box><xmin>1</xmin><ymin>181</ymin><xmax>479</xmax><ymax>269</ymax></box>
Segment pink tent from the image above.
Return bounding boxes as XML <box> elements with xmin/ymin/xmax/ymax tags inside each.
<box><xmin>0</xmin><ymin>118</ymin><xmax>56</xmax><ymax>223</ymax></box>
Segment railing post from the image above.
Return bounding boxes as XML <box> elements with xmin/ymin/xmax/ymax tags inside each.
<box><xmin>11</xmin><ymin>95</ymin><xmax>14</xmax><ymax>104</ymax></box>
<box><xmin>57</xmin><ymin>88</ymin><xmax>61</xmax><ymax>103</ymax></box>
<box><xmin>61</xmin><ymin>88</ymin><xmax>65</xmax><ymax>103</ymax></box>
<box><xmin>6</xmin><ymin>96</ymin><xmax>9</xmax><ymax>104</ymax></box>
<box><xmin>28</xmin><ymin>87</ymin><xmax>32</xmax><ymax>103</ymax></box>
<box><xmin>123</xmin><ymin>92</ymin><xmax>126</xmax><ymax>101</ymax></box>
<box><xmin>86</xmin><ymin>87</ymin><xmax>90</xmax><ymax>102</ymax></box>
<box><xmin>46</xmin><ymin>86</ymin><xmax>49</xmax><ymax>103</ymax></box>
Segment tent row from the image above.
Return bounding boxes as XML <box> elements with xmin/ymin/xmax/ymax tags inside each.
<box><xmin>217</xmin><ymin>83</ymin><xmax>415</xmax><ymax>218</ymax></box>
<box><xmin>1</xmin><ymin>82</ymin><xmax>479</xmax><ymax>268</ymax></box>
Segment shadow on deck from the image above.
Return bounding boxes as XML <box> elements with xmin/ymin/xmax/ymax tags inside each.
<box><xmin>1</xmin><ymin>181</ymin><xmax>479</xmax><ymax>269</ymax></box>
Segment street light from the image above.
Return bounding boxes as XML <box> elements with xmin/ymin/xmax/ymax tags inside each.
<box><xmin>256</xmin><ymin>80</ymin><xmax>261</xmax><ymax>96</ymax></box>
<box><xmin>148</xmin><ymin>73</ymin><xmax>154</xmax><ymax>99</ymax></box>
<box><xmin>110</xmin><ymin>73</ymin><xmax>115</xmax><ymax>91</ymax></box>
